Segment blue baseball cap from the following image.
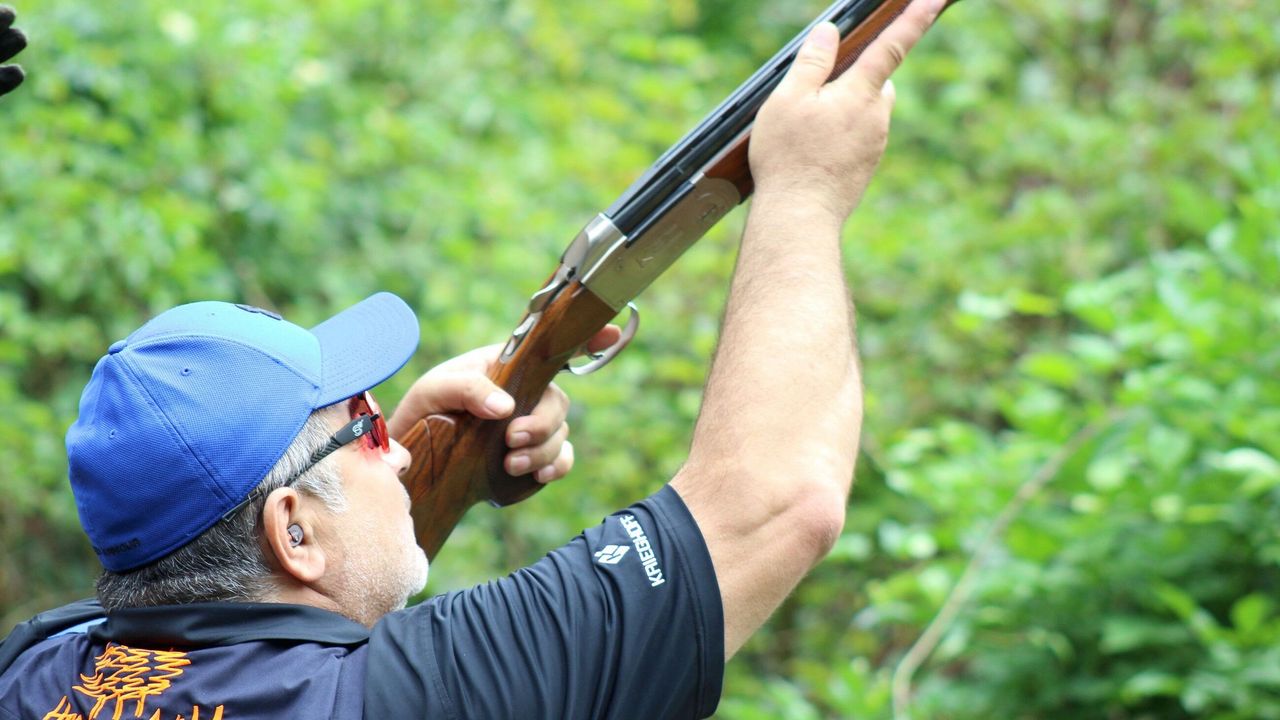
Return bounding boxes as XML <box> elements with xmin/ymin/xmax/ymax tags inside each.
<box><xmin>66</xmin><ymin>292</ymin><xmax>420</xmax><ymax>572</ymax></box>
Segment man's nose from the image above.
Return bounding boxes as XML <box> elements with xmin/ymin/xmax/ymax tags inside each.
<box><xmin>385</xmin><ymin>438</ymin><xmax>412</xmax><ymax>477</ymax></box>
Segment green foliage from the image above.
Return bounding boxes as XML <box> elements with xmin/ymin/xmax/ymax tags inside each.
<box><xmin>2</xmin><ymin>0</ymin><xmax>1277</xmax><ymax>718</ymax></box>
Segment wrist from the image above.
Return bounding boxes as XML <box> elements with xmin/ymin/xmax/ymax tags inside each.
<box><xmin>748</xmin><ymin>187</ymin><xmax>850</xmax><ymax>234</ymax></box>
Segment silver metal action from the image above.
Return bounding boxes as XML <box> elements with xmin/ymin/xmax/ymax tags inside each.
<box><xmin>500</xmin><ymin>169</ymin><xmax>738</xmax><ymax>367</ymax></box>
<box><xmin>501</xmin><ymin>214</ymin><xmax>628</xmax><ymax>362</ymax></box>
<box><xmin>526</xmin><ymin>214</ymin><xmax>626</xmax><ymax>314</ymax></box>
<box><xmin>581</xmin><ymin>173</ymin><xmax>742</xmax><ymax>311</ymax></box>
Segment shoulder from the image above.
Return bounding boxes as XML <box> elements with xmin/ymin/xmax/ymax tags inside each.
<box><xmin>0</xmin><ymin>598</ymin><xmax>105</xmax><ymax>675</ymax></box>
<box><xmin>0</xmin><ymin>600</ymin><xmax>106</xmax><ymax>718</ymax></box>
<box><xmin>365</xmin><ymin>486</ymin><xmax>724</xmax><ymax>719</ymax></box>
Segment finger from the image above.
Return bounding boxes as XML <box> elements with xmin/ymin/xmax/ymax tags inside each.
<box><xmin>0</xmin><ymin>7</ymin><xmax>14</xmax><ymax>33</ymax></box>
<box><xmin>0</xmin><ymin>64</ymin><xmax>21</xmax><ymax>96</ymax></box>
<box><xmin>585</xmin><ymin>324</ymin><xmax>622</xmax><ymax>355</ymax></box>
<box><xmin>427</xmin><ymin>374</ymin><xmax>515</xmax><ymax>420</ymax></box>
<box><xmin>506</xmin><ymin>423</ymin><xmax>569</xmax><ymax>477</ymax></box>
<box><xmin>429</xmin><ymin>342</ymin><xmax>504</xmax><ymax>377</ymax></box>
<box><xmin>839</xmin><ymin>0</ymin><xmax>942</xmax><ymax>95</ymax></box>
<box><xmin>775</xmin><ymin>21</ymin><xmax>839</xmax><ymax>97</ymax></box>
<box><xmin>0</xmin><ymin>27</ymin><xmax>26</xmax><ymax>64</ymax></box>
<box><xmin>882</xmin><ymin>78</ymin><xmax>897</xmax><ymax>108</ymax></box>
<box><xmin>534</xmin><ymin>441</ymin><xmax>575</xmax><ymax>485</ymax></box>
<box><xmin>507</xmin><ymin>383</ymin><xmax>569</xmax><ymax>448</ymax></box>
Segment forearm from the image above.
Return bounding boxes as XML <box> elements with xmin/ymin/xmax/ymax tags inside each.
<box><xmin>672</xmin><ymin>192</ymin><xmax>864</xmax><ymax>655</ymax></box>
<box><xmin>687</xmin><ymin>195</ymin><xmax>862</xmax><ymax>502</ymax></box>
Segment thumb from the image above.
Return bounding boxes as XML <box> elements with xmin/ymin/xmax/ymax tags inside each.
<box><xmin>435</xmin><ymin>375</ymin><xmax>515</xmax><ymax>420</ymax></box>
<box><xmin>394</xmin><ymin>373</ymin><xmax>516</xmax><ymax>430</ymax></box>
<box><xmin>777</xmin><ymin>22</ymin><xmax>839</xmax><ymax>95</ymax></box>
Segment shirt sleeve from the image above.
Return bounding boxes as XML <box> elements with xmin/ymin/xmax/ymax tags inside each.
<box><xmin>365</xmin><ymin>484</ymin><xmax>724</xmax><ymax>719</ymax></box>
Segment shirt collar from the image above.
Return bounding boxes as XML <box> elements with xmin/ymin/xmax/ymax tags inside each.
<box><xmin>91</xmin><ymin>602</ymin><xmax>371</xmax><ymax>647</ymax></box>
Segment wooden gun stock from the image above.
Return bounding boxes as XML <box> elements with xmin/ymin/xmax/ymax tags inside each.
<box><xmin>400</xmin><ymin>0</ymin><xmax>961</xmax><ymax>561</ymax></box>
<box><xmin>399</xmin><ymin>281</ymin><xmax>617</xmax><ymax>560</ymax></box>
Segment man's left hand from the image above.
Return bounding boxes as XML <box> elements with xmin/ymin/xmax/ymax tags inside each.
<box><xmin>387</xmin><ymin>326</ymin><xmax>621</xmax><ymax>484</ymax></box>
<box><xmin>0</xmin><ymin>6</ymin><xmax>27</xmax><ymax>97</ymax></box>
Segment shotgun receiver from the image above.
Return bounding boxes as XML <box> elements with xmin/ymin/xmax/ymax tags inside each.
<box><xmin>399</xmin><ymin>0</ymin><xmax>958</xmax><ymax>560</ymax></box>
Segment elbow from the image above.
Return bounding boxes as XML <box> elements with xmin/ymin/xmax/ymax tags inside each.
<box><xmin>775</xmin><ymin>452</ymin><xmax>854</xmax><ymax>562</ymax></box>
<box><xmin>788</xmin><ymin>486</ymin><xmax>847</xmax><ymax>564</ymax></box>
<box><xmin>675</xmin><ymin>454</ymin><xmax>852</xmax><ymax>566</ymax></box>
<box><xmin>746</xmin><ymin>464</ymin><xmax>852</xmax><ymax>565</ymax></box>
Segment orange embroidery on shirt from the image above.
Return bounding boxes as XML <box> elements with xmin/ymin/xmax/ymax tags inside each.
<box><xmin>40</xmin><ymin>643</ymin><xmax>223</xmax><ymax>720</ymax></box>
<box><xmin>41</xmin><ymin>695</ymin><xmax>85</xmax><ymax>720</ymax></box>
<box><xmin>73</xmin><ymin>643</ymin><xmax>190</xmax><ymax>720</ymax></box>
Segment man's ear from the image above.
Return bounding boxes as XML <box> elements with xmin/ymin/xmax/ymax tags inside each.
<box><xmin>261</xmin><ymin>488</ymin><xmax>326</xmax><ymax>584</ymax></box>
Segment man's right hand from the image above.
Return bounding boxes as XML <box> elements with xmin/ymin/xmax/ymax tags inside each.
<box><xmin>0</xmin><ymin>5</ymin><xmax>27</xmax><ymax>97</ymax></box>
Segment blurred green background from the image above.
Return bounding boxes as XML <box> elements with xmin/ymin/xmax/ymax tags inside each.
<box><xmin>2</xmin><ymin>0</ymin><xmax>1277</xmax><ymax>717</ymax></box>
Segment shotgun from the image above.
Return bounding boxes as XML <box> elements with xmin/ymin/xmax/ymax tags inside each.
<box><xmin>399</xmin><ymin>0</ymin><xmax>959</xmax><ymax>560</ymax></box>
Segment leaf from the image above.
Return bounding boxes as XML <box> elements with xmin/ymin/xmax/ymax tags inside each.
<box><xmin>1219</xmin><ymin>448</ymin><xmax>1280</xmax><ymax>477</ymax></box>
<box><xmin>1021</xmin><ymin>351</ymin><xmax>1082</xmax><ymax>388</ymax></box>
<box><xmin>1146</xmin><ymin>425</ymin><xmax>1194</xmax><ymax>474</ymax></box>
<box><xmin>1154</xmin><ymin>583</ymin><xmax>1226</xmax><ymax>646</ymax></box>
<box><xmin>827</xmin><ymin>533</ymin><xmax>872</xmax><ymax>563</ymax></box>
<box><xmin>1230</xmin><ymin>594</ymin><xmax>1274</xmax><ymax>636</ymax></box>
<box><xmin>1121</xmin><ymin>670</ymin><xmax>1184</xmax><ymax>701</ymax></box>
<box><xmin>1008</xmin><ymin>289</ymin><xmax>1059</xmax><ymax>316</ymax></box>
<box><xmin>1086</xmin><ymin>454</ymin><xmax>1133</xmax><ymax>492</ymax></box>
<box><xmin>957</xmin><ymin>291</ymin><xmax>1012</xmax><ymax>321</ymax></box>
<box><xmin>1216</xmin><ymin>448</ymin><xmax>1280</xmax><ymax>497</ymax></box>
<box><xmin>1101</xmin><ymin>616</ymin><xmax>1189</xmax><ymax>654</ymax></box>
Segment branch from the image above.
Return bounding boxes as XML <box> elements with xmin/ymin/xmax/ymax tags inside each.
<box><xmin>891</xmin><ymin>409</ymin><xmax>1127</xmax><ymax>720</ymax></box>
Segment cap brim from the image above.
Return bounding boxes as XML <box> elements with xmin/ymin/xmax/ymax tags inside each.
<box><xmin>310</xmin><ymin>292</ymin><xmax>420</xmax><ymax>408</ymax></box>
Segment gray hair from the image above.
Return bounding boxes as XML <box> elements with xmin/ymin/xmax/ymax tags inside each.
<box><xmin>96</xmin><ymin>407</ymin><xmax>348</xmax><ymax>611</ymax></box>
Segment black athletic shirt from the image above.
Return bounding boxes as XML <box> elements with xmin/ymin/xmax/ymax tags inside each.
<box><xmin>0</xmin><ymin>485</ymin><xmax>724</xmax><ymax>719</ymax></box>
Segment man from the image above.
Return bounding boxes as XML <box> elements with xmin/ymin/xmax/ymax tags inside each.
<box><xmin>0</xmin><ymin>0</ymin><xmax>944</xmax><ymax>716</ymax></box>
<box><xmin>0</xmin><ymin>5</ymin><xmax>26</xmax><ymax>97</ymax></box>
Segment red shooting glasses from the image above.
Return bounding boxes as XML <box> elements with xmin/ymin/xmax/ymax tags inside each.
<box><xmin>271</xmin><ymin>391</ymin><xmax>389</xmax><ymax>492</ymax></box>
<box><xmin>348</xmin><ymin>391</ymin><xmax>389</xmax><ymax>454</ymax></box>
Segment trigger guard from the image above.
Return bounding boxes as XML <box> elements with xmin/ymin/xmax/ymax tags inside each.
<box><xmin>563</xmin><ymin>303</ymin><xmax>639</xmax><ymax>376</ymax></box>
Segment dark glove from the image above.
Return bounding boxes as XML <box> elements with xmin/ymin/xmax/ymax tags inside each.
<box><xmin>0</xmin><ymin>5</ymin><xmax>27</xmax><ymax>97</ymax></box>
